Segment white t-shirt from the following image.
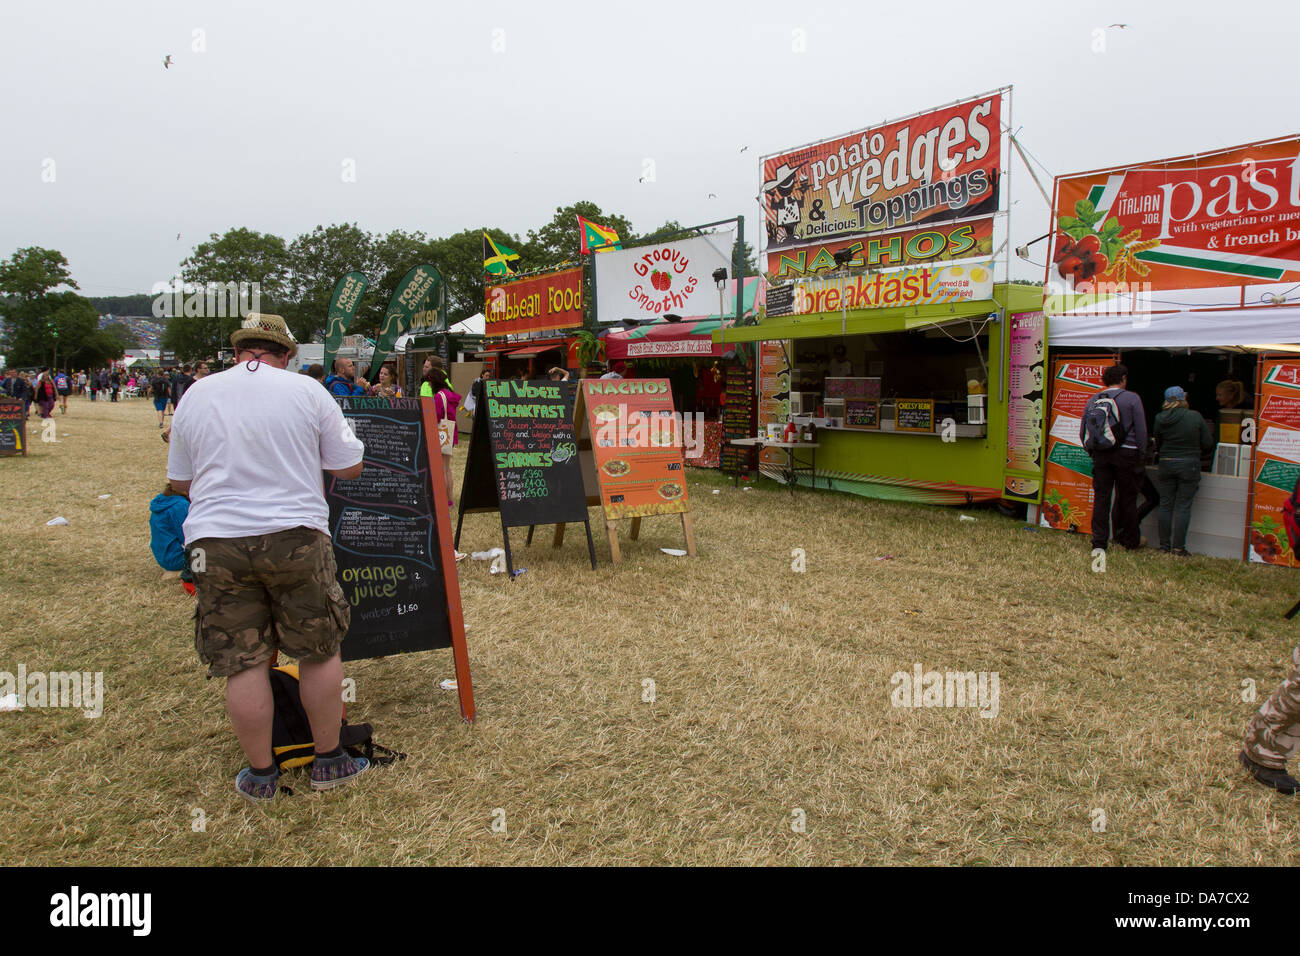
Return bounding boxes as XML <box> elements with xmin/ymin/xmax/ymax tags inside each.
<box><xmin>166</xmin><ymin>361</ymin><xmax>365</xmax><ymax>544</ymax></box>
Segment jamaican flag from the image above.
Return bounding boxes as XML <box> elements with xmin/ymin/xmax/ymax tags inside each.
<box><xmin>483</xmin><ymin>232</ymin><xmax>520</xmax><ymax>276</ymax></box>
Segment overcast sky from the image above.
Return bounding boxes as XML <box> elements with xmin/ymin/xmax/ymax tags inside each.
<box><xmin>2</xmin><ymin>0</ymin><xmax>1297</xmax><ymax>298</ymax></box>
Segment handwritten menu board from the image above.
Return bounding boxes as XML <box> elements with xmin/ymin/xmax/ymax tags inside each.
<box><xmin>325</xmin><ymin>397</ymin><xmax>453</xmax><ymax>662</ymax></box>
<box><xmin>0</xmin><ymin>400</ymin><xmax>23</xmax><ymax>456</ymax></box>
<box><xmin>721</xmin><ymin>363</ymin><xmax>755</xmax><ymax>476</ymax></box>
<box><xmin>481</xmin><ymin>379</ymin><xmax>588</xmax><ymax>528</ymax></box>
<box><xmin>895</xmin><ymin>399</ymin><xmax>935</xmax><ymax>433</ymax></box>
<box><xmin>582</xmin><ymin>378</ymin><xmax>690</xmax><ymax>520</ymax></box>
<box><xmin>844</xmin><ymin>399</ymin><xmax>880</xmax><ymax>430</ymax></box>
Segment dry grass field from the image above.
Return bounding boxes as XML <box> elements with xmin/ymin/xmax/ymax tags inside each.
<box><xmin>3</xmin><ymin>393</ymin><xmax>1299</xmax><ymax>866</ymax></box>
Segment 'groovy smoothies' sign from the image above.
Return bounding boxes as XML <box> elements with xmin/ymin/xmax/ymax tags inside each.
<box><xmin>594</xmin><ymin>234</ymin><xmax>733</xmax><ymax>322</ymax></box>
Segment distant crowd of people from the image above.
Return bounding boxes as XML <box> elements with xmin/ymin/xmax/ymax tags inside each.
<box><xmin>0</xmin><ymin>362</ymin><xmax>211</xmax><ymax>425</ymax></box>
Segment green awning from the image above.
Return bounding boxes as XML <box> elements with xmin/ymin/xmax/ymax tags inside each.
<box><xmin>713</xmin><ymin>283</ymin><xmax>1044</xmax><ymax>343</ymax></box>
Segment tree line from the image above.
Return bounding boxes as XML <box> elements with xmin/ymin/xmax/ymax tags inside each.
<box><xmin>2</xmin><ymin>200</ymin><xmax>755</xmax><ymax>367</ymax></box>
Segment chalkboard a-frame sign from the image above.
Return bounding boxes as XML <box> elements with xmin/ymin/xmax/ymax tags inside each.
<box><xmin>0</xmin><ymin>400</ymin><xmax>25</xmax><ymax>457</ymax></box>
<box><xmin>324</xmin><ymin>396</ymin><xmax>474</xmax><ymax>722</ymax></box>
<box><xmin>455</xmin><ymin>379</ymin><xmax>596</xmax><ymax>576</ymax></box>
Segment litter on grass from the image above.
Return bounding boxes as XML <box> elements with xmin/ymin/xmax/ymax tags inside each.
<box><xmin>959</xmin><ymin>514</ymin><xmax>977</xmax><ymax>522</ymax></box>
<box><xmin>660</xmin><ymin>548</ymin><xmax>688</xmax><ymax>557</ymax></box>
<box><xmin>439</xmin><ymin>679</ymin><xmax>458</xmax><ymax>691</ymax></box>
<box><xmin>0</xmin><ymin>693</ymin><xmax>22</xmax><ymax>712</ymax></box>
<box><xmin>46</xmin><ymin>517</ymin><xmax>68</xmax><ymax>527</ymax></box>
<box><xmin>97</xmin><ymin>494</ymin><xmax>112</xmax><ymax>500</ymax></box>
<box><xmin>471</xmin><ymin>548</ymin><xmax>504</xmax><ymax>561</ymax></box>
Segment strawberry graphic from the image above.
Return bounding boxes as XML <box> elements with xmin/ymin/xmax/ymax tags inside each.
<box><xmin>651</xmin><ymin>270</ymin><xmax>671</xmax><ymax>291</ymax></box>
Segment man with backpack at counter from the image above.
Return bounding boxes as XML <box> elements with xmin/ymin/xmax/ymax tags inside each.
<box><xmin>1080</xmin><ymin>363</ymin><xmax>1147</xmax><ymax>552</ymax></box>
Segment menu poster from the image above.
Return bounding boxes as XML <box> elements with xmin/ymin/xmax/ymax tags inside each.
<box><xmin>757</xmin><ymin>341</ymin><xmax>790</xmax><ymax>480</ymax></box>
<box><xmin>721</xmin><ymin>362</ymin><xmax>756</xmax><ymax>476</ymax></box>
<box><xmin>325</xmin><ymin>397</ymin><xmax>474</xmax><ymax>721</ymax></box>
<box><xmin>1002</xmin><ymin>310</ymin><xmax>1048</xmax><ymax>503</ymax></box>
<box><xmin>1038</xmin><ymin>357</ymin><xmax>1109</xmax><ymax>535</ymax></box>
<box><xmin>455</xmin><ymin>379</ymin><xmax>595</xmax><ymax>574</ymax></box>
<box><xmin>576</xmin><ymin>378</ymin><xmax>696</xmax><ymax>563</ymax></box>
<box><xmin>844</xmin><ymin>399</ymin><xmax>879</xmax><ymax>430</ymax></box>
<box><xmin>0</xmin><ymin>400</ymin><xmax>24</xmax><ymax>456</ymax></box>
<box><xmin>1246</xmin><ymin>358</ymin><xmax>1300</xmax><ymax>566</ymax></box>
<box><xmin>895</xmin><ymin>399</ymin><xmax>935</xmax><ymax>433</ymax></box>
<box><xmin>825</xmin><ymin>378</ymin><xmax>881</xmax><ymax>400</ymax></box>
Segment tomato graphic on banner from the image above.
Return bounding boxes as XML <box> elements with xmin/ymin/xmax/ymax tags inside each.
<box><xmin>1247</xmin><ymin>358</ymin><xmax>1300</xmax><ymax>567</ymax></box>
<box><xmin>1039</xmin><ymin>358</ymin><xmax>1110</xmax><ymax>533</ymax></box>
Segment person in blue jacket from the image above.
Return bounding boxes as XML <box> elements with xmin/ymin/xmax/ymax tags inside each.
<box><xmin>150</xmin><ymin>483</ymin><xmax>195</xmax><ymax>594</ymax></box>
<box><xmin>323</xmin><ymin>357</ymin><xmax>369</xmax><ymax>397</ymax></box>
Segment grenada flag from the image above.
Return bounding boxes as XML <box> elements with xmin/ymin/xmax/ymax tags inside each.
<box><xmin>578</xmin><ymin>215</ymin><xmax>621</xmax><ymax>254</ymax></box>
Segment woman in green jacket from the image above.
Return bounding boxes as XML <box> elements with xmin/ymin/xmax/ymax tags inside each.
<box><xmin>1153</xmin><ymin>385</ymin><xmax>1214</xmax><ymax>556</ymax></box>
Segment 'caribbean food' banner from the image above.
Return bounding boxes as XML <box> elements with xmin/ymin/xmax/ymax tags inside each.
<box><xmin>767</xmin><ymin>219</ymin><xmax>995</xmax><ymax>278</ymax></box>
<box><xmin>593</xmin><ymin>233</ymin><xmax>734</xmax><ymax>323</ymax></box>
<box><xmin>1247</xmin><ymin>358</ymin><xmax>1300</xmax><ymax>566</ymax></box>
<box><xmin>793</xmin><ymin>262</ymin><xmax>994</xmax><ymax>314</ymax></box>
<box><xmin>484</xmin><ymin>265</ymin><xmax>584</xmax><ymax>336</ymax></box>
<box><xmin>1039</xmin><ymin>358</ymin><xmax>1110</xmax><ymax>534</ymax></box>
<box><xmin>367</xmin><ymin>264</ymin><xmax>440</xmax><ymax>382</ymax></box>
<box><xmin>1049</xmin><ymin>135</ymin><xmax>1300</xmax><ymax>295</ymax></box>
<box><xmin>761</xmin><ymin>92</ymin><xmax>1001</xmax><ymax>253</ymax></box>
<box><xmin>323</xmin><ymin>271</ymin><xmax>369</xmax><ymax>375</ymax></box>
<box><xmin>1002</xmin><ymin>311</ymin><xmax>1048</xmax><ymax>503</ymax></box>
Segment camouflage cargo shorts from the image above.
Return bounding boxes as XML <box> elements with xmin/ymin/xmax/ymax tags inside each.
<box><xmin>190</xmin><ymin>526</ymin><xmax>350</xmax><ymax>678</ymax></box>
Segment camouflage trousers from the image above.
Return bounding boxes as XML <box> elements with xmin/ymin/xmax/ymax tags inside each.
<box><xmin>190</xmin><ymin>527</ymin><xmax>349</xmax><ymax>679</ymax></box>
<box><xmin>1243</xmin><ymin>645</ymin><xmax>1300</xmax><ymax>769</ymax></box>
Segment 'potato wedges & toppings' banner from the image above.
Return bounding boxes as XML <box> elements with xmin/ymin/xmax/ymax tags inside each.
<box><xmin>761</xmin><ymin>92</ymin><xmax>1002</xmax><ymax>253</ymax></box>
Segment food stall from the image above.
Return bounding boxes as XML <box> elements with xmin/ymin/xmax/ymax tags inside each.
<box><xmin>603</xmin><ymin>278</ymin><xmax>762</xmax><ymax>469</ymax></box>
<box><xmin>715</xmin><ymin>281</ymin><xmax>1043</xmax><ymax>503</ymax></box>
<box><xmin>1032</xmin><ymin>132</ymin><xmax>1300</xmax><ymax>562</ymax></box>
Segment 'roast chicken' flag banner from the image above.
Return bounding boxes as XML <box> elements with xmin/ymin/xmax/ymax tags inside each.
<box><xmin>483</xmin><ymin>232</ymin><xmax>520</xmax><ymax>276</ymax></box>
<box><xmin>366</xmin><ymin>263</ymin><xmax>440</xmax><ymax>382</ymax></box>
<box><xmin>322</xmin><ymin>271</ymin><xmax>369</xmax><ymax>376</ymax></box>
<box><xmin>578</xmin><ymin>215</ymin><xmax>621</xmax><ymax>254</ymax></box>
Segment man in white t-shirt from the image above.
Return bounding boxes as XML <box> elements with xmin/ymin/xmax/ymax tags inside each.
<box><xmin>167</xmin><ymin>313</ymin><xmax>368</xmax><ymax>802</ymax></box>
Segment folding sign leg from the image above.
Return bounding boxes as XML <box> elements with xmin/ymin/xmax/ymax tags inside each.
<box><xmin>629</xmin><ymin>517</ymin><xmax>642</xmax><ymax>541</ymax></box>
<box><xmin>605</xmin><ymin>518</ymin><xmax>622</xmax><ymax>565</ymax></box>
<box><xmin>553</xmin><ymin>522</ymin><xmax>567</xmax><ymax>548</ymax></box>
<box><xmin>583</xmin><ymin>519</ymin><xmax>597</xmax><ymax>570</ymax></box>
<box><xmin>526</xmin><ymin>524</ymin><xmax>535</xmax><ymax>547</ymax></box>
<box><xmin>681</xmin><ymin>512</ymin><xmax>697</xmax><ymax>557</ymax></box>
<box><xmin>454</xmin><ymin>504</ymin><xmax>466</xmax><ymax>550</ymax></box>
<box><xmin>501</xmin><ymin>522</ymin><xmax>516</xmax><ymax>577</ymax></box>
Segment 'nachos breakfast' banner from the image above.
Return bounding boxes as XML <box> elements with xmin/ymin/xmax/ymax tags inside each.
<box><xmin>594</xmin><ymin>233</ymin><xmax>733</xmax><ymax>323</ymax></box>
<box><xmin>1247</xmin><ymin>359</ymin><xmax>1300</xmax><ymax>566</ymax></box>
<box><xmin>1050</xmin><ymin>135</ymin><xmax>1300</xmax><ymax>294</ymax></box>
<box><xmin>761</xmin><ymin>92</ymin><xmax>1001</xmax><ymax>253</ymax></box>
<box><xmin>1039</xmin><ymin>359</ymin><xmax>1109</xmax><ymax>535</ymax></box>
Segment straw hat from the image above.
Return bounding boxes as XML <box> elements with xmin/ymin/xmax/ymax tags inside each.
<box><xmin>231</xmin><ymin>313</ymin><xmax>297</xmax><ymax>358</ymax></box>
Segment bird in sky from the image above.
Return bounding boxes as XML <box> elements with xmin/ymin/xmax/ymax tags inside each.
<box><xmin>1108</xmin><ymin>23</ymin><xmax>1127</xmax><ymax>28</ymax></box>
<box><xmin>163</xmin><ymin>54</ymin><xmax>173</xmax><ymax>69</ymax></box>
<box><xmin>739</xmin><ymin>146</ymin><xmax>749</xmax><ymax>153</ymax></box>
<box><xmin>708</xmin><ymin>193</ymin><xmax>717</xmax><ymax>199</ymax></box>
<box><xmin>176</xmin><ymin>233</ymin><xmax>181</xmax><ymax>241</ymax></box>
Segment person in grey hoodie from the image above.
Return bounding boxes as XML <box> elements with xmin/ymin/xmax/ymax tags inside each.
<box><xmin>1152</xmin><ymin>385</ymin><xmax>1213</xmax><ymax>555</ymax></box>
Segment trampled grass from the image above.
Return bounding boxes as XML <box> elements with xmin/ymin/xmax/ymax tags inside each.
<box><xmin>2</xmin><ymin>394</ymin><xmax>1298</xmax><ymax>865</ymax></box>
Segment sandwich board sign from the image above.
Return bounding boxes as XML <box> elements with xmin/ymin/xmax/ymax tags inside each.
<box><xmin>324</xmin><ymin>395</ymin><xmax>475</xmax><ymax>722</ymax></box>
<box><xmin>455</xmin><ymin>378</ymin><xmax>596</xmax><ymax>575</ymax></box>
<box><xmin>0</xmin><ymin>400</ymin><xmax>24</xmax><ymax>457</ymax></box>
<box><xmin>573</xmin><ymin>378</ymin><xmax>696</xmax><ymax>563</ymax></box>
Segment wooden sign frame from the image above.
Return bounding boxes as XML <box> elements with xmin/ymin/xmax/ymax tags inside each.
<box><xmin>454</xmin><ymin>380</ymin><xmax>597</xmax><ymax>577</ymax></box>
<box><xmin>843</xmin><ymin>399</ymin><xmax>880</xmax><ymax>430</ymax></box>
<box><xmin>327</xmin><ymin>397</ymin><xmax>474</xmax><ymax>722</ymax></box>
<box><xmin>894</xmin><ymin>398</ymin><xmax>936</xmax><ymax>433</ymax></box>
<box><xmin>572</xmin><ymin>380</ymin><xmax>697</xmax><ymax>564</ymax></box>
